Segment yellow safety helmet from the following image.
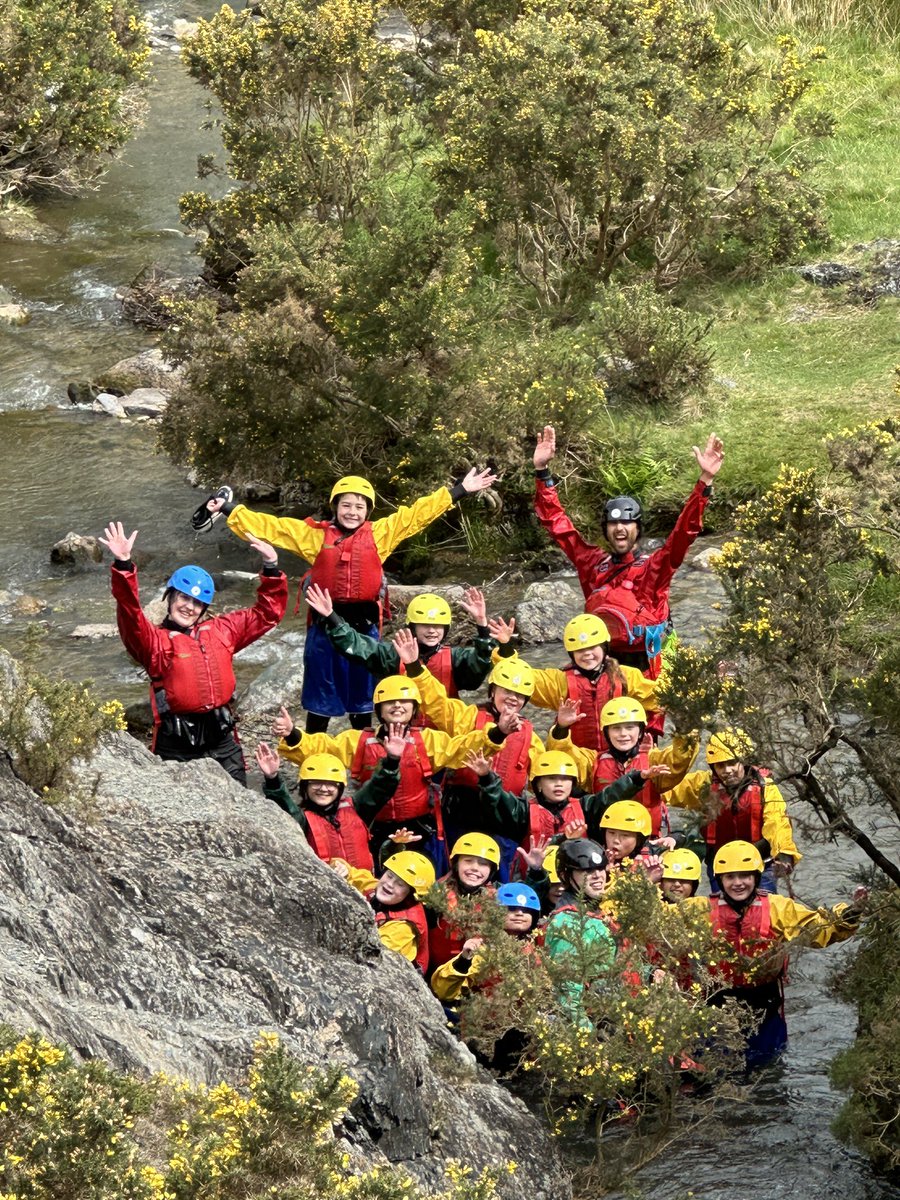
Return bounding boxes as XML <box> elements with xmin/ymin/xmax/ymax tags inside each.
<box><xmin>532</xmin><ymin>751</ymin><xmax>579</xmax><ymax>780</ymax></box>
<box><xmin>600</xmin><ymin>697</ymin><xmax>647</xmax><ymax>729</ymax></box>
<box><xmin>373</xmin><ymin>675</ymin><xmax>421</xmax><ymax>706</ymax></box>
<box><xmin>298</xmin><ymin>754</ymin><xmax>347</xmax><ymax>785</ymax></box>
<box><xmin>713</xmin><ymin>840</ymin><xmax>764</xmax><ymax>875</ymax></box>
<box><xmin>661</xmin><ymin>848</ymin><xmax>702</xmax><ymax>882</ymax></box>
<box><xmin>543</xmin><ymin>844</ymin><xmax>561</xmax><ymax>885</ymax></box>
<box><xmin>330</xmin><ymin>475</ymin><xmax>376</xmax><ymax>506</ymax></box>
<box><xmin>563</xmin><ymin>613</ymin><xmax>611</xmax><ymax>652</ymax></box>
<box><xmin>599</xmin><ymin>800</ymin><xmax>652</xmax><ymax>837</ymax></box>
<box><xmin>450</xmin><ymin>832</ymin><xmax>501</xmax><ymax>866</ymax></box>
<box><xmin>489</xmin><ymin>659</ymin><xmax>535</xmax><ymax>698</ymax></box>
<box><xmin>406</xmin><ymin>593</ymin><xmax>452</xmax><ymax>627</ymax></box>
<box><xmin>706</xmin><ymin>728</ymin><xmax>754</xmax><ymax>764</ymax></box>
<box><xmin>384</xmin><ymin>851</ymin><xmax>436</xmax><ymax>896</ymax></box>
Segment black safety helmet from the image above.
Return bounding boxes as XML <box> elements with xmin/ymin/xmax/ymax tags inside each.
<box><xmin>604</xmin><ymin>495</ymin><xmax>643</xmax><ymax>527</ymax></box>
<box><xmin>556</xmin><ymin>838</ymin><xmax>607</xmax><ymax>886</ymax></box>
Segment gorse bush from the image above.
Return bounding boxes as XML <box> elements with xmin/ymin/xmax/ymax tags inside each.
<box><xmin>0</xmin><ymin>0</ymin><xmax>149</xmax><ymax>196</ymax></box>
<box><xmin>0</xmin><ymin>1029</ymin><xmax>516</xmax><ymax>1199</ymax></box>
<box><xmin>160</xmin><ymin>0</ymin><xmax>831</xmax><ymax>530</ymax></box>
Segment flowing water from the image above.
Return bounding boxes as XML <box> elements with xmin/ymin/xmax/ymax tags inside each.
<box><xmin>0</xmin><ymin>11</ymin><xmax>898</xmax><ymax>1197</ymax></box>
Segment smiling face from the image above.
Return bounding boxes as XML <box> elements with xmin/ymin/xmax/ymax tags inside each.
<box><xmin>375</xmin><ymin>869</ymin><xmax>413</xmax><ymax>905</ymax></box>
<box><xmin>604</xmin><ymin>829</ymin><xmax>639</xmax><ymax>864</ymax></box>
<box><xmin>571</xmin><ymin>866</ymin><xmax>607</xmax><ymax>900</ymax></box>
<box><xmin>455</xmin><ymin>855</ymin><xmax>492</xmax><ymax>889</ymax></box>
<box><xmin>662</xmin><ymin>877</ymin><xmax>694</xmax><ymax>902</ymax></box>
<box><xmin>535</xmin><ymin>774</ymin><xmax>574</xmax><ymax>803</ymax></box>
<box><xmin>712</xmin><ymin>759</ymin><xmax>746</xmax><ymax>789</ymax></box>
<box><xmin>604</xmin><ymin>519</ymin><xmax>640</xmax><ymax>556</ymax></box>
<box><xmin>572</xmin><ymin>644</ymin><xmax>606</xmax><ymax>671</ymax></box>
<box><xmin>412</xmin><ymin>623</ymin><xmax>446</xmax><ymax>648</ymax></box>
<box><xmin>720</xmin><ymin>871</ymin><xmax>757</xmax><ymax>903</ymax></box>
<box><xmin>377</xmin><ymin>699</ymin><xmax>416</xmax><ymax>726</ymax></box>
<box><xmin>606</xmin><ymin>722</ymin><xmax>641</xmax><ymax>753</ymax></box>
<box><xmin>334</xmin><ymin>493</ymin><xmax>369</xmax><ymax>530</ymax></box>
<box><xmin>503</xmin><ymin>907</ymin><xmax>535</xmax><ymax>934</ymax></box>
<box><xmin>491</xmin><ymin>685</ymin><xmax>527</xmax><ymax>716</ymax></box>
<box><xmin>304</xmin><ymin>780</ymin><xmax>341</xmax><ymax>808</ymax></box>
<box><xmin>167</xmin><ymin>589</ymin><xmax>206</xmax><ymax>630</ymax></box>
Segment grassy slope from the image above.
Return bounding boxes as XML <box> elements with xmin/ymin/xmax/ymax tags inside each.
<box><xmin>608</xmin><ymin>31</ymin><xmax>900</xmax><ymax>524</ymax></box>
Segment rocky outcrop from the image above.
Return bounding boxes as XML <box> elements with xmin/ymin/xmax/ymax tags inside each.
<box><xmin>0</xmin><ymin>718</ymin><xmax>569</xmax><ymax>1197</ymax></box>
<box><xmin>514</xmin><ymin>578</ymin><xmax>582</xmax><ymax>643</ymax></box>
<box><xmin>95</xmin><ymin>347</ymin><xmax>183</xmax><ymax>395</ymax></box>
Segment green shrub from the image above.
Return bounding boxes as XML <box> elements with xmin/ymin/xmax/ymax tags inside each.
<box><xmin>0</xmin><ymin>0</ymin><xmax>149</xmax><ymax>196</ymax></box>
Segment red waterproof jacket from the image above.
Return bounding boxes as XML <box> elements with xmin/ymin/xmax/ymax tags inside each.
<box><xmin>351</xmin><ymin>728</ymin><xmax>435</xmax><ymax>823</ymax></box>
<box><xmin>111</xmin><ymin>565</ymin><xmax>287</xmax><ymax>715</ymax></box>
<box><xmin>564</xmin><ymin>666</ymin><xmax>625</xmax><ymax>751</ymax></box>
<box><xmin>704</xmin><ymin>769</ymin><xmax>768</xmax><ymax>853</ymax></box>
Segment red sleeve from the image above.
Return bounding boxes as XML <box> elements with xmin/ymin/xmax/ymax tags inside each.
<box><xmin>206</xmin><ymin>569</ymin><xmax>288</xmax><ymax>654</ymax></box>
<box><xmin>110</xmin><ymin>566</ymin><xmax>171</xmax><ymax>678</ymax></box>
<box><xmin>534</xmin><ymin>479</ymin><xmax>605</xmax><ymax>599</ymax></box>
<box><xmin>639</xmin><ymin>481</ymin><xmax>710</xmax><ymax>600</ymax></box>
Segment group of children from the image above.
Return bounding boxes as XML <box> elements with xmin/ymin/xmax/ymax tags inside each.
<box><xmin>101</xmin><ymin>426</ymin><xmax>869</xmax><ymax>1073</ymax></box>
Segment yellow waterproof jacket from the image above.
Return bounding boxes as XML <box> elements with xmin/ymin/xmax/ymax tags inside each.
<box><xmin>546</xmin><ymin>728</ymin><xmax>698</xmax><ymax>793</ymax></box>
<box><xmin>430</xmin><ymin>951</ymin><xmax>484</xmax><ymax>1003</ymax></box>
<box><xmin>491</xmin><ymin>648</ymin><xmax>658</xmax><ymax>714</ymax></box>
<box><xmin>226</xmin><ymin>487</ymin><xmax>453</xmax><ymax>565</ymax></box>
<box><xmin>687</xmin><ymin>892</ymin><xmax>863</xmax><ymax>948</ymax></box>
<box><xmin>278</xmin><ymin>724</ymin><xmax>499</xmax><ymax>773</ymax></box>
<box><xmin>344</xmin><ymin>865</ymin><xmax>421</xmax><ymax>962</ymax></box>
<box><xmin>665</xmin><ymin>769</ymin><xmax>801</xmax><ymax>864</ymax></box>
<box><xmin>411</xmin><ymin>664</ymin><xmax>547</xmax><ymax>771</ymax></box>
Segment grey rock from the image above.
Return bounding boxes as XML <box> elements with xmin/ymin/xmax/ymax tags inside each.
<box><xmin>50</xmin><ymin>532</ymin><xmax>103</xmax><ymax>566</ymax></box>
<box><xmin>239</xmin><ymin>644</ymin><xmax>306</xmax><ymax>729</ymax></box>
<box><xmin>796</xmin><ymin>261</ymin><xmax>860</xmax><ymax>288</ymax></box>
<box><xmin>689</xmin><ymin>545</ymin><xmax>724</xmax><ymax>573</ymax></box>
<box><xmin>172</xmin><ymin>17</ymin><xmax>199</xmax><ymax>38</ymax></box>
<box><xmin>120</xmin><ymin>387</ymin><xmax>169</xmax><ymax>418</ymax></box>
<box><xmin>70</xmin><ymin>623</ymin><xmax>119</xmax><ymax>640</ymax></box>
<box><xmin>235</xmin><ymin>629</ymin><xmax>306</xmax><ymax>667</ymax></box>
<box><xmin>93</xmin><ymin>392</ymin><xmax>127</xmax><ymax>418</ymax></box>
<box><xmin>12</xmin><ymin>594</ymin><xmax>47</xmax><ymax>616</ymax></box>
<box><xmin>97</xmin><ymin>347</ymin><xmax>183</xmax><ymax>394</ymax></box>
<box><xmin>514</xmin><ymin>580</ymin><xmax>582</xmax><ymax>644</ymax></box>
<box><xmin>0</xmin><ymin>302</ymin><xmax>29</xmax><ymax>325</ymax></box>
<box><xmin>0</xmin><ymin>704</ymin><xmax>569</xmax><ymax>1197</ymax></box>
<box><xmin>67</xmin><ymin>381</ymin><xmax>98</xmax><ymax>405</ymax></box>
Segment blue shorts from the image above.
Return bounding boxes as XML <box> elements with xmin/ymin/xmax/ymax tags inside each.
<box><xmin>301</xmin><ymin>621</ymin><xmax>376</xmax><ymax>718</ymax></box>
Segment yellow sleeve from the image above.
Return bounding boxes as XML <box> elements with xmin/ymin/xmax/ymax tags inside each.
<box><xmin>423</xmin><ymin>725</ymin><xmax>502</xmax><ymax>769</ymax></box>
<box><xmin>620</xmin><ymin>665</ymin><xmax>659</xmax><ymax>713</ymax></box>
<box><xmin>530</xmin><ymin>667</ymin><xmax>568</xmax><ymax>712</ymax></box>
<box><xmin>278</xmin><ymin>728</ymin><xmax>362</xmax><ymax>769</ymax></box>
<box><xmin>761</xmin><ymin>782</ymin><xmax>801</xmax><ymax>864</ymax></box>
<box><xmin>377</xmin><ymin>917</ymin><xmax>420</xmax><ymax>961</ymax></box>
<box><xmin>416</xmin><ymin>667</ymin><xmax>478</xmax><ymax>735</ymax></box>
<box><xmin>528</xmin><ymin>730</ymin><xmax>548</xmax><ymax>772</ymax></box>
<box><xmin>768</xmin><ymin>893</ymin><xmax>862</xmax><ymax>948</ymax></box>
<box><xmin>370</xmin><ymin>487</ymin><xmax>454</xmax><ymax>559</ymax></box>
<box><xmin>345</xmin><ymin>865</ymin><xmax>380</xmax><ymax>895</ymax></box>
<box><xmin>663</xmin><ymin>770</ymin><xmax>712</xmax><ymax>811</ymax></box>
<box><xmin>430</xmin><ymin>953</ymin><xmax>483</xmax><ymax>1003</ymax></box>
<box><xmin>649</xmin><ymin>732</ymin><xmax>699</xmax><ymax>793</ymax></box>
<box><xmin>545</xmin><ymin>728</ymin><xmax>597</xmax><ymax>789</ymax></box>
<box><xmin>226</xmin><ymin>504</ymin><xmax>325</xmax><ymax>563</ymax></box>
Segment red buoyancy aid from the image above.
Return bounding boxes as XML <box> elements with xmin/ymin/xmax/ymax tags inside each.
<box><xmin>428</xmin><ymin>884</ymin><xmax>495</xmax><ymax>972</ymax></box>
<box><xmin>307</xmin><ymin>521</ymin><xmax>384</xmax><ymax>605</ymax></box>
<box><xmin>591</xmin><ymin>748</ymin><xmax>664</xmax><ymax>836</ymax></box>
<box><xmin>709</xmin><ymin>893</ymin><xmax>782</xmax><ymax>987</ymax></box>
<box><xmin>527</xmin><ymin>796</ymin><xmax>586</xmax><ymax>849</ymax></box>
<box><xmin>586</xmin><ymin>554</ymin><xmax>669</xmax><ymax>662</ymax></box>
<box><xmin>351</xmin><ymin>728</ymin><xmax>434</xmax><ymax>823</ymax></box>
<box><xmin>151</xmin><ymin>624</ymin><xmax>236</xmax><ymax>714</ymax></box>
<box><xmin>373</xmin><ymin>900</ymin><xmax>430</xmax><ymax>974</ymax></box>
<box><xmin>704</xmin><ymin>769</ymin><xmax>768</xmax><ymax>851</ymax></box>
<box><xmin>400</xmin><ymin>647</ymin><xmax>458</xmax><ymax>729</ymax></box>
<box><xmin>564</xmin><ymin>667</ymin><xmax>625</xmax><ymax>751</ymax></box>
<box><xmin>450</xmin><ymin>709</ymin><xmax>533</xmax><ymax>795</ymax></box>
<box><xmin>303</xmin><ymin>800</ymin><xmax>374</xmax><ymax>872</ymax></box>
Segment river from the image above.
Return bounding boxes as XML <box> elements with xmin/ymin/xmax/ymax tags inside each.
<box><xmin>0</xmin><ymin>7</ymin><xmax>897</xmax><ymax>1198</ymax></box>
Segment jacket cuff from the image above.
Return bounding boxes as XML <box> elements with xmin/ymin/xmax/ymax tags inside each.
<box><xmin>535</xmin><ymin>469</ymin><xmax>554</xmax><ymax>484</ymax></box>
<box><xmin>285</xmin><ymin>728</ymin><xmax>302</xmax><ymax>748</ymax></box>
<box><xmin>405</xmin><ymin>660</ymin><xmax>424</xmax><ymax>677</ymax></box>
<box><xmin>498</xmin><ymin>643</ymin><xmax>516</xmax><ymax>659</ymax></box>
<box><xmin>487</xmin><ymin>725</ymin><xmax>507</xmax><ymax>746</ymax></box>
<box><xmin>382</xmin><ymin>753</ymin><xmax>401</xmax><ymax>770</ymax></box>
<box><xmin>452</xmin><ymin>952</ymin><xmax>474</xmax><ymax>974</ymax></box>
<box><xmin>261</xmin><ymin>563</ymin><xmax>282</xmax><ymax>577</ymax></box>
<box><xmin>324</xmin><ymin>611</ymin><xmax>342</xmax><ymax>628</ymax></box>
<box><xmin>450</xmin><ymin>481</ymin><xmax>468</xmax><ymax>503</ymax></box>
<box><xmin>112</xmin><ymin>559</ymin><xmax>134</xmax><ymax>572</ymax></box>
<box><xmin>476</xmin><ymin>625</ymin><xmax>490</xmax><ymax>639</ymax></box>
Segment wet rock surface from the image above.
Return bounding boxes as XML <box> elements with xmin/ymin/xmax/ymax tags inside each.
<box><xmin>0</xmin><ymin>712</ymin><xmax>570</xmax><ymax>1198</ymax></box>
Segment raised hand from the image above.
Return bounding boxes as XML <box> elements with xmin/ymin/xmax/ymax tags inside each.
<box><xmin>389</xmin><ymin>827</ymin><xmax>423</xmax><ymax>845</ymax></box>
<box><xmin>638</xmin><ymin>732</ymin><xmax>654</xmax><ymax>755</ymax></box>
<box><xmin>330</xmin><ymin>858</ymin><xmax>350</xmax><ymax>879</ymax></box>
<box><xmin>850</xmin><ymin>885</ymin><xmax>870</xmax><ymax>910</ymax></box>
<box><xmin>643</xmin><ymin>854</ymin><xmax>664</xmax><ymax>884</ymax></box>
<box><xmin>650</xmin><ymin>836</ymin><xmax>676</xmax><ymax>853</ymax></box>
<box><xmin>692</xmin><ymin>433</ymin><xmax>724</xmax><ymax>483</ymax></box>
<box><xmin>305</xmin><ymin>583</ymin><xmax>333</xmax><ymax>617</ymax></box>
<box><xmin>384</xmin><ymin>722</ymin><xmax>408</xmax><ymax>758</ymax></box>
<box><xmin>392</xmin><ymin>627</ymin><xmax>420</xmax><ymax>665</ymax></box>
<box><xmin>460</xmin><ymin>936</ymin><xmax>484</xmax><ymax>960</ymax></box>
<box><xmin>459</xmin><ymin>586</ymin><xmax>487</xmax><ymax>626</ymax></box>
<box><xmin>497</xmin><ymin>710</ymin><xmax>522</xmax><ymax>736</ymax></box>
<box><xmin>247</xmin><ymin>536</ymin><xmax>278</xmax><ymax>565</ymax></box>
<box><xmin>488</xmin><ymin>615</ymin><xmax>516</xmax><ymax>644</ymax></box>
<box><xmin>533</xmin><ymin>425</ymin><xmax>556</xmax><ymax>470</ymax></box>
<box><xmin>271</xmin><ymin>705</ymin><xmax>294</xmax><ymax>738</ymax></box>
<box><xmin>564</xmin><ymin>819</ymin><xmax>588</xmax><ymax>840</ymax></box>
<box><xmin>464</xmin><ymin>748</ymin><xmax>493</xmax><ymax>778</ymax></box>
<box><xmin>98</xmin><ymin>521</ymin><xmax>138</xmax><ymax>562</ymax></box>
<box><xmin>641</xmin><ymin>764</ymin><xmax>672</xmax><ymax>781</ymax></box>
<box><xmin>516</xmin><ymin>834</ymin><xmax>551</xmax><ymax>873</ymax></box>
<box><xmin>461</xmin><ymin>467</ymin><xmax>500</xmax><ymax>493</ymax></box>
<box><xmin>556</xmin><ymin>698</ymin><xmax>585</xmax><ymax>729</ymax></box>
<box><xmin>255</xmin><ymin>741</ymin><xmax>281</xmax><ymax>778</ymax></box>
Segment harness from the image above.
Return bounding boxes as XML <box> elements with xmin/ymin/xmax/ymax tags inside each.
<box><xmin>586</xmin><ymin>552</ymin><xmax>669</xmax><ymax>660</ymax></box>
<box><xmin>591</xmin><ymin>748</ymin><xmax>667</xmax><ymax>837</ymax></box>
<box><xmin>451</xmin><ymin>709</ymin><xmax>532</xmax><ymax>796</ymax></box>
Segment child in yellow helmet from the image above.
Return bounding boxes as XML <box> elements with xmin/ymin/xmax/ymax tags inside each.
<box><xmin>334</xmin><ymin>850</ymin><xmax>436</xmax><ymax>974</ymax></box>
<box><xmin>201</xmin><ymin>468</ymin><xmax>497</xmax><ymax>733</ymax></box>
<box><xmin>427</xmin><ymin>832</ymin><xmax>502</xmax><ymax>974</ymax></box>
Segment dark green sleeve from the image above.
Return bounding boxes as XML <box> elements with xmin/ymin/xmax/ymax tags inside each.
<box><xmin>262</xmin><ymin>774</ymin><xmax>309</xmax><ymax>835</ymax></box>
<box><xmin>327</xmin><ymin>615</ymin><xmax>399</xmax><ymax>676</ymax></box>
<box><xmin>479</xmin><ymin>771</ymin><xmax>529</xmax><ymax>840</ymax></box>
<box><xmin>351</xmin><ymin>756</ymin><xmax>402</xmax><ymax>825</ymax></box>
<box><xmin>449</xmin><ymin>638</ymin><xmax>494</xmax><ymax>691</ymax></box>
<box><xmin>581</xmin><ymin>769</ymin><xmax>645</xmax><ymax>823</ymax></box>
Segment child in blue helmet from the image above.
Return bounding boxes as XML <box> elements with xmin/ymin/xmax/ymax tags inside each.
<box><xmin>100</xmin><ymin>521</ymin><xmax>287</xmax><ymax>783</ymax></box>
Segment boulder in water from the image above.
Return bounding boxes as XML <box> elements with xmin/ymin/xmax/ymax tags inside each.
<box><xmin>0</xmin><ymin>302</ymin><xmax>29</xmax><ymax>325</ymax></box>
<box><xmin>514</xmin><ymin>579</ymin><xmax>582</xmax><ymax>644</ymax></box>
<box><xmin>96</xmin><ymin>347</ymin><xmax>183</xmax><ymax>394</ymax></box>
<box><xmin>12</xmin><ymin>594</ymin><xmax>47</xmax><ymax>616</ymax></box>
<box><xmin>120</xmin><ymin>387</ymin><xmax>169</xmax><ymax>418</ymax></box>
<box><xmin>93</xmin><ymin>392</ymin><xmax>127</xmax><ymax>418</ymax></box>
<box><xmin>50</xmin><ymin>532</ymin><xmax>103</xmax><ymax>566</ymax></box>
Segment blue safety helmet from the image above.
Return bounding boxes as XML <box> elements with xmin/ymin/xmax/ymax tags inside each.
<box><xmin>496</xmin><ymin>883</ymin><xmax>542</xmax><ymax>913</ymax></box>
<box><xmin>166</xmin><ymin>565</ymin><xmax>215</xmax><ymax>606</ymax></box>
